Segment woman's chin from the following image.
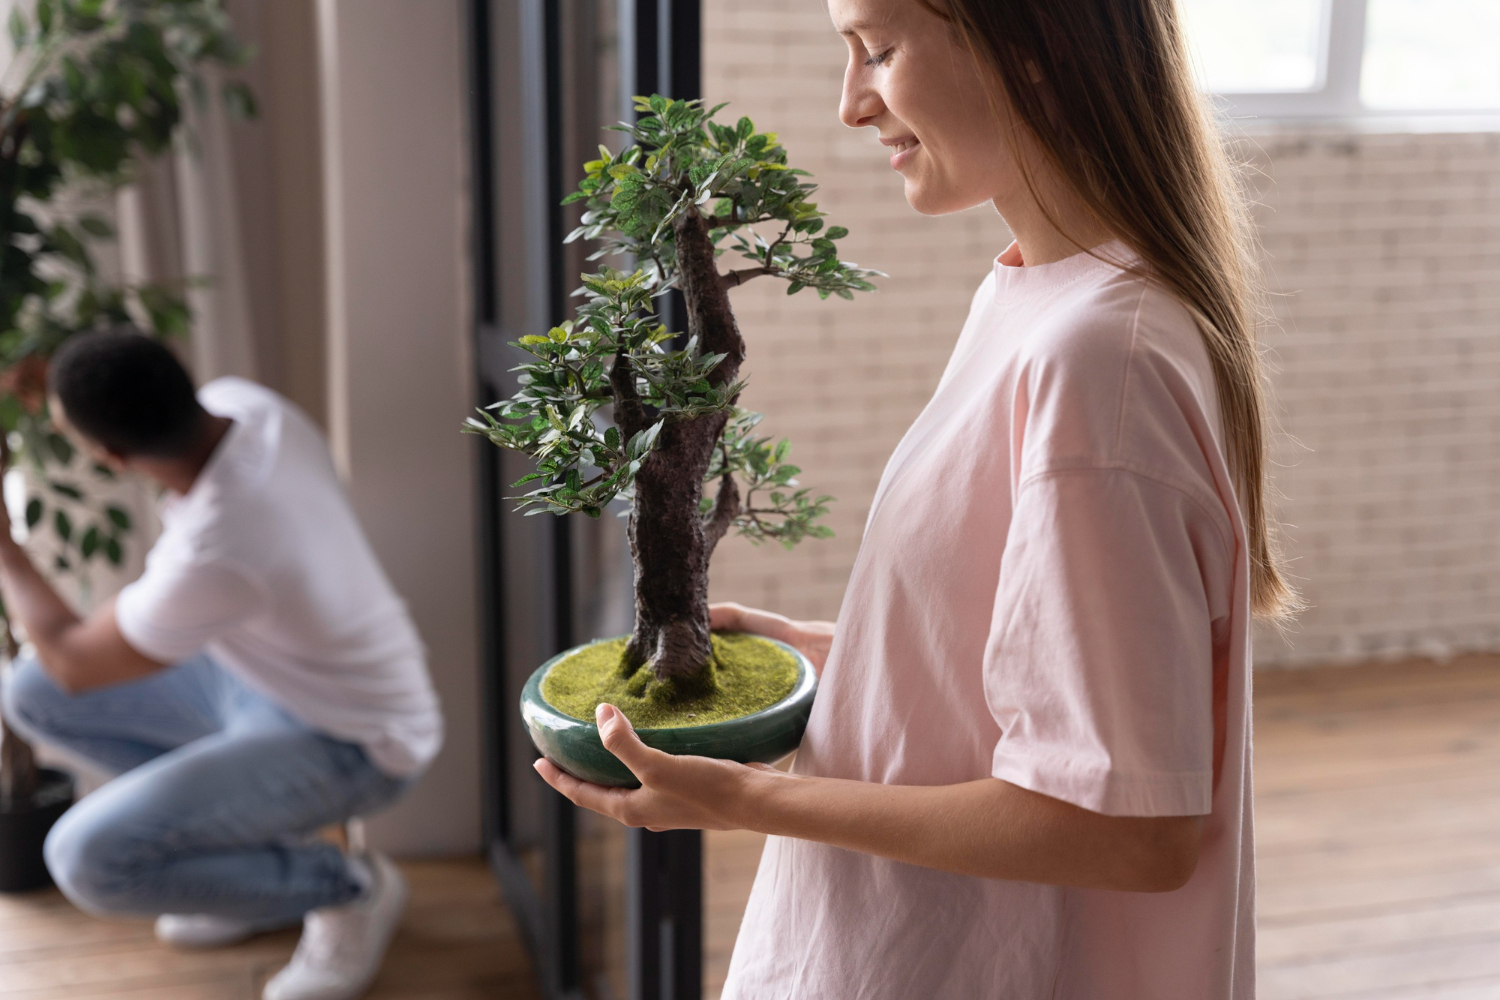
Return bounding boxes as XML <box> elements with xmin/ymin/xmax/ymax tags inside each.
<box><xmin>902</xmin><ymin>177</ymin><xmax>990</xmax><ymax>217</ymax></box>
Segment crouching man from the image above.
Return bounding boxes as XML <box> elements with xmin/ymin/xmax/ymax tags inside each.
<box><xmin>0</xmin><ymin>329</ymin><xmax>443</xmax><ymax>1000</ymax></box>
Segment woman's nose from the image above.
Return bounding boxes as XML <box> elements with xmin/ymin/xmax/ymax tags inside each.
<box><xmin>840</xmin><ymin>65</ymin><xmax>883</xmax><ymax>129</ymax></box>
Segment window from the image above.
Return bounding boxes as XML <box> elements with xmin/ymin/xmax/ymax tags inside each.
<box><xmin>1181</xmin><ymin>0</ymin><xmax>1325</xmax><ymax>94</ymax></box>
<box><xmin>1181</xmin><ymin>0</ymin><xmax>1500</xmax><ymax>120</ymax></box>
<box><xmin>1362</xmin><ymin>0</ymin><xmax>1500</xmax><ymax>110</ymax></box>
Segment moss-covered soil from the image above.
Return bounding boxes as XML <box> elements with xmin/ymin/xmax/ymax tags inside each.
<box><xmin>541</xmin><ymin>632</ymin><xmax>799</xmax><ymax>728</ymax></box>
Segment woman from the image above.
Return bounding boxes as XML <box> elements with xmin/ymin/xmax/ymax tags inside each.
<box><xmin>535</xmin><ymin>0</ymin><xmax>1296</xmax><ymax>996</ymax></box>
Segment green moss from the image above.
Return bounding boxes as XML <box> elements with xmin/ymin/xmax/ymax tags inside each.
<box><xmin>541</xmin><ymin>632</ymin><xmax>799</xmax><ymax>729</ymax></box>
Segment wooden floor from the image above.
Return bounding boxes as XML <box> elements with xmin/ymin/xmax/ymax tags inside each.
<box><xmin>1253</xmin><ymin>657</ymin><xmax>1500</xmax><ymax>999</ymax></box>
<box><xmin>4</xmin><ymin>657</ymin><xmax>1499</xmax><ymax>999</ymax></box>
<box><xmin>0</xmin><ymin>860</ymin><xmax>537</xmax><ymax>1000</ymax></box>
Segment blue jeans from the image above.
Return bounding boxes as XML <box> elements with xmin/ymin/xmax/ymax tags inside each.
<box><xmin>0</xmin><ymin>654</ymin><xmax>411</xmax><ymax>922</ymax></box>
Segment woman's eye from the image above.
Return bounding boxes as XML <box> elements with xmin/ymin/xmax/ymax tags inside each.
<box><xmin>864</xmin><ymin>49</ymin><xmax>891</xmax><ymax>68</ymax></box>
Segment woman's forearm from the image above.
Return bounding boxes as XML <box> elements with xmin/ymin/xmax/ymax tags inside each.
<box><xmin>537</xmin><ymin>703</ymin><xmax>1203</xmax><ymax>894</ymax></box>
<box><xmin>737</xmin><ymin>767</ymin><xmax>1203</xmax><ymax>892</ymax></box>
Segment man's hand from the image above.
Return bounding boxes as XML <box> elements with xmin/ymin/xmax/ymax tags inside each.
<box><xmin>0</xmin><ymin>532</ymin><xmax>164</xmax><ymax>693</ymax></box>
<box><xmin>534</xmin><ymin>703</ymin><xmax>767</xmax><ymax>831</ymax></box>
<box><xmin>710</xmin><ymin>602</ymin><xmax>835</xmax><ymax>675</ymax></box>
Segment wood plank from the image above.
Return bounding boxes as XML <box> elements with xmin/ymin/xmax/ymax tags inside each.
<box><xmin>1332</xmin><ymin>980</ymin><xmax>1500</xmax><ymax>1000</ymax></box>
<box><xmin>1259</xmin><ymin>938</ymin><xmax>1500</xmax><ymax>999</ymax></box>
<box><xmin>0</xmin><ymin>859</ymin><xmax>536</xmax><ymax>1000</ymax></box>
<box><xmin>1255</xmin><ymin>658</ymin><xmax>1500</xmax><ymax>999</ymax></box>
<box><xmin>1258</xmin><ymin>892</ymin><xmax>1500</xmax><ymax>963</ymax></box>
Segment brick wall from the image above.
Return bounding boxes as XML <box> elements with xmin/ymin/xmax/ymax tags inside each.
<box><xmin>1245</xmin><ymin>128</ymin><xmax>1500</xmax><ymax>665</ymax></box>
<box><xmin>702</xmin><ymin>1</ymin><xmax>1500</xmax><ymax>667</ymax></box>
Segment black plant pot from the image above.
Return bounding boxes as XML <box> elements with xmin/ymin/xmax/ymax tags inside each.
<box><xmin>0</xmin><ymin>768</ymin><xmax>74</xmax><ymax>893</ymax></box>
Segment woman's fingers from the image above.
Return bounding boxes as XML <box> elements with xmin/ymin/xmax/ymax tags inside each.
<box><xmin>533</xmin><ymin>758</ymin><xmax>632</xmax><ymax>818</ymax></box>
<box><xmin>711</xmin><ymin>602</ymin><xmax>790</xmax><ymax>641</ymax></box>
<box><xmin>709</xmin><ymin>602</ymin><xmax>746</xmax><ymax>631</ymax></box>
<box><xmin>595</xmin><ymin>703</ymin><xmax>674</xmax><ymax>781</ymax></box>
<box><xmin>535</xmin><ymin>732</ymin><xmax>752</xmax><ymax>832</ymax></box>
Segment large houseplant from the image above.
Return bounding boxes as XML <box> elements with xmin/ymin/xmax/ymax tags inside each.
<box><xmin>467</xmin><ymin>96</ymin><xmax>877</xmax><ymax>785</ymax></box>
<box><xmin>0</xmin><ymin>0</ymin><xmax>251</xmax><ymax>892</ymax></box>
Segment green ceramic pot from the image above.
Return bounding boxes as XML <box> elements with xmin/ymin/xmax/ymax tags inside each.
<box><xmin>521</xmin><ymin>635</ymin><xmax>817</xmax><ymax>788</ymax></box>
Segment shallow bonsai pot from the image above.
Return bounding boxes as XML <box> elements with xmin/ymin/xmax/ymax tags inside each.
<box><xmin>0</xmin><ymin>767</ymin><xmax>75</xmax><ymax>894</ymax></box>
<box><xmin>522</xmin><ymin>635</ymin><xmax>817</xmax><ymax>788</ymax></box>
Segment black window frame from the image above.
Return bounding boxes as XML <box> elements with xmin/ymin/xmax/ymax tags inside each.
<box><xmin>468</xmin><ymin>4</ymin><xmax>707</xmax><ymax>999</ymax></box>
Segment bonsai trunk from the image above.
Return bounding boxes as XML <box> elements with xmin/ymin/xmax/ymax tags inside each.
<box><xmin>620</xmin><ymin>207</ymin><xmax>746</xmax><ymax>682</ymax></box>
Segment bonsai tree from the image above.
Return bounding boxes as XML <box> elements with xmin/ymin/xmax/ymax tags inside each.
<box><xmin>0</xmin><ymin>0</ymin><xmax>252</xmax><ymax>811</ymax></box>
<box><xmin>467</xmin><ymin>96</ymin><xmax>877</xmax><ymax>689</ymax></box>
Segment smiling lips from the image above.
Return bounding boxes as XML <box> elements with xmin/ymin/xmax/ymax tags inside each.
<box><xmin>881</xmin><ymin>135</ymin><xmax>921</xmax><ymax>169</ymax></box>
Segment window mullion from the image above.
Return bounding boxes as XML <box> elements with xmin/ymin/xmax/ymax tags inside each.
<box><xmin>1322</xmin><ymin>0</ymin><xmax>1369</xmax><ymax>115</ymax></box>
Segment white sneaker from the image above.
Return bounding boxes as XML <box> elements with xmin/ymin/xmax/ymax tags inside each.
<box><xmin>156</xmin><ymin>913</ymin><xmax>300</xmax><ymax>949</ymax></box>
<box><xmin>262</xmin><ymin>853</ymin><xmax>408</xmax><ymax>1000</ymax></box>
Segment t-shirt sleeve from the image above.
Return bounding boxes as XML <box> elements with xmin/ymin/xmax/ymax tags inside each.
<box><xmin>115</xmin><ymin>556</ymin><xmax>267</xmax><ymax>664</ymax></box>
<box><xmin>984</xmin><ymin>465</ymin><xmax>1233</xmax><ymax>817</ymax></box>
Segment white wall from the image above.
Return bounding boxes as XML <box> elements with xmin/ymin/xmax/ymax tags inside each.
<box><xmin>317</xmin><ymin>0</ymin><xmax>482</xmax><ymax>854</ymax></box>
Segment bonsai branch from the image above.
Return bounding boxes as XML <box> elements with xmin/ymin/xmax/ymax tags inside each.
<box><xmin>719</xmin><ymin>219</ymin><xmax>798</xmax><ymax>290</ymax></box>
<box><xmin>720</xmin><ymin>266</ymin><xmax>775</xmax><ymax>289</ymax></box>
<box><xmin>704</xmin><ymin>473</ymin><xmax>741</xmax><ymax>550</ymax></box>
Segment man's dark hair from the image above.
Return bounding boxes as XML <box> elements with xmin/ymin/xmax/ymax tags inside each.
<box><xmin>49</xmin><ymin>328</ymin><xmax>207</xmax><ymax>458</ymax></box>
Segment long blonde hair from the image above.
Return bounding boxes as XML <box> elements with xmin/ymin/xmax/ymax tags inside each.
<box><xmin>924</xmin><ymin>0</ymin><xmax>1298</xmax><ymax>621</ymax></box>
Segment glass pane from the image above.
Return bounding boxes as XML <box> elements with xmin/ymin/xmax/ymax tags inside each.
<box><xmin>1362</xmin><ymin>0</ymin><xmax>1500</xmax><ymax>109</ymax></box>
<box><xmin>1180</xmin><ymin>0</ymin><xmax>1326</xmax><ymax>93</ymax></box>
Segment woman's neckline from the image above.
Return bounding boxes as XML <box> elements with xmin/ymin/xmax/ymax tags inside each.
<box><xmin>992</xmin><ymin>239</ymin><xmax>1134</xmax><ymax>292</ymax></box>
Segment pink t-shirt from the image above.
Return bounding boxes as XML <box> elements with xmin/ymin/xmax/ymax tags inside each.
<box><xmin>723</xmin><ymin>242</ymin><xmax>1253</xmax><ymax>999</ymax></box>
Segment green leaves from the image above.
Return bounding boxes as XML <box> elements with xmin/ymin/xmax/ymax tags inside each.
<box><xmin>1</xmin><ymin>0</ymin><xmax>250</xmax><ymax>432</ymax></box>
<box><xmin>462</xmin><ymin>266</ymin><xmax>709</xmax><ymax>517</ymax></box>
<box><xmin>0</xmin><ymin>0</ymin><xmax>244</xmax><ymax>613</ymax></box>
<box><xmin>46</xmin><ymin>434</ymin><xmax>73</xmax><ymax>463</ymax></box>
<box><xmin>562</xmin><ymin>94</ymin><xmax>884</xmax><ymax>303</ymax></box>
<box><xmin>708</xmin><ymin>409</ymin><xmax>834</xmax><ymax>548</ymax></box>
<box><xmin>469</xmin><ymin>96</ymin><xmax>854</xmax><ymax>555</ymax></box>
<box><xmin>13</xmin><ymin>475</ymin><xmax>133</xmax><ymax>579</ymax></box>
<box><xmin>221</xmin><ymin>79</ymin><xmax>257</xmax><ymax>120</ymax></box>
<box><xmin>9</xmin><ymin>7</ymin><xmax>27</xmax><ymax>50</ymax></box>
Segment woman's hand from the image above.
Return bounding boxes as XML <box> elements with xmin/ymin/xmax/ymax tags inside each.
<box><xmin>534</xmin><ymin>704</ymin><xmax>770</xmax><ymax>831</ymax></box>
<box><xmin>535</xmin><ymin>702</ymin><xmax>1203</xmax><ymax>891</ymax></box>
<box><xmin>710</xmin><ymin>601</ymin><xmax>835</xmax><ymax>675</ymax></box>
